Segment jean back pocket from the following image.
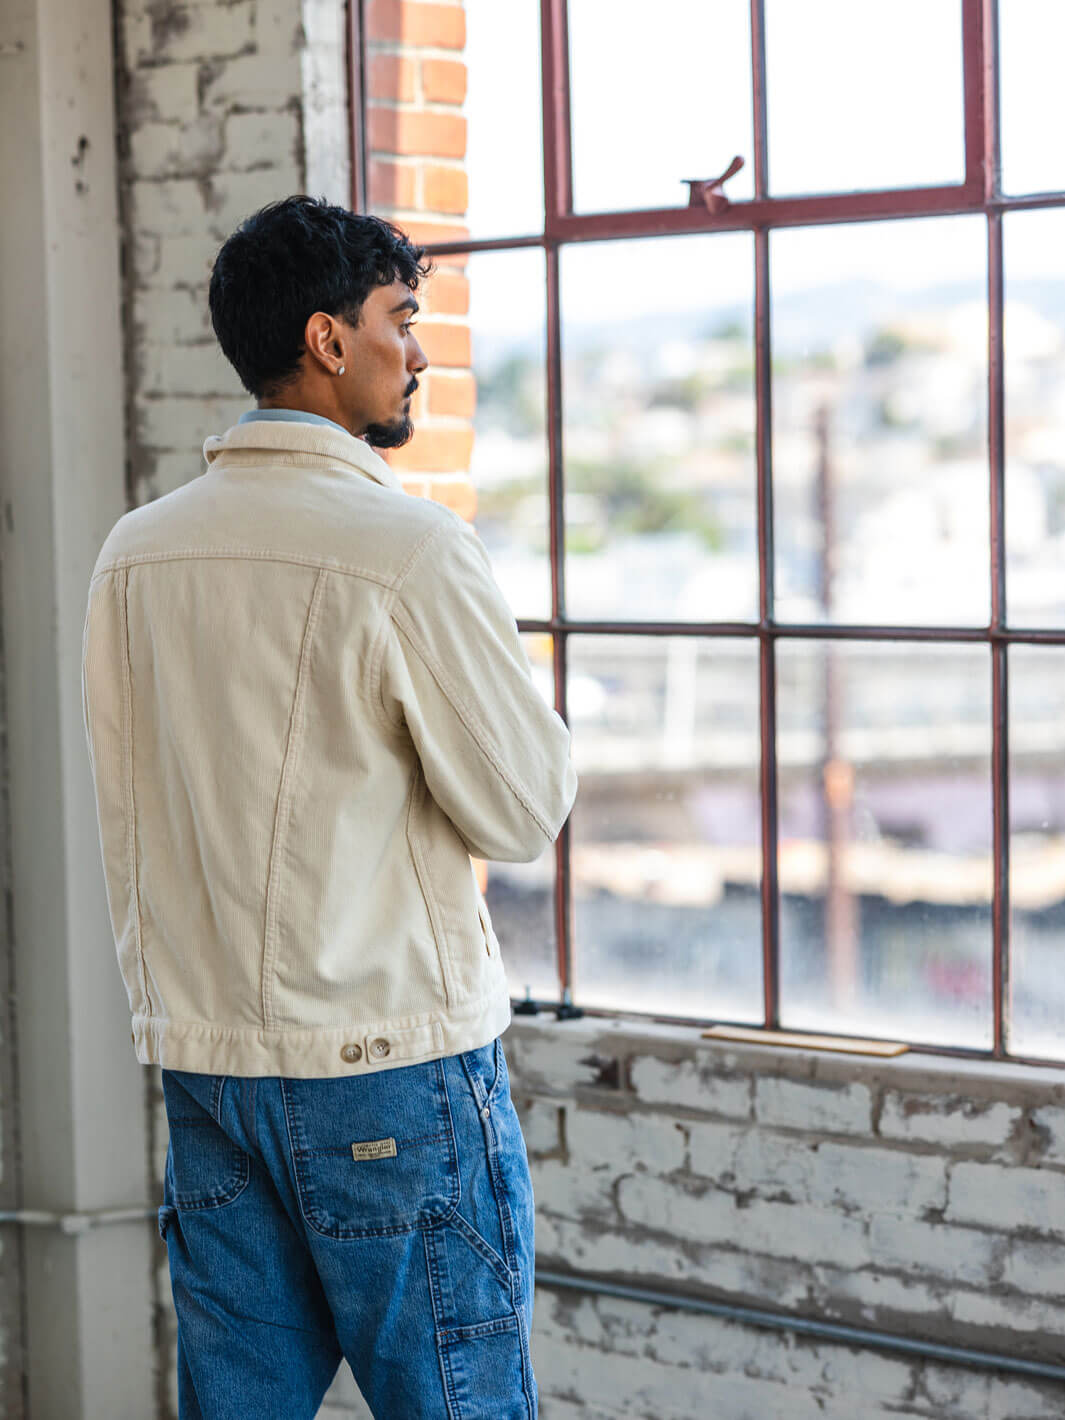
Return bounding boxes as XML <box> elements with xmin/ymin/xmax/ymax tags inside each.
<box><xmin>281</xmin><ymin>1056</ymin><xmax>460</xmax><ymax>1239</ymax></box>
<box><xmin>160</xmin><ymin>1070</ymin><xmax>250</xmax><ymax>1211</ymax></box>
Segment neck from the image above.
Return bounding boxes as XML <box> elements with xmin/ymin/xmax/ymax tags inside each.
<box><xmin>259</xmin><ymin>391</ymin><xmax>359</xmax><ymax>438</ymax></box>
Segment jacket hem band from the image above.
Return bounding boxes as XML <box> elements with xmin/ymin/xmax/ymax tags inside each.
<box><xmin>131</xmin><ymin>983</ymin><xmax>514</xmax><ymax>1078</ymax></box>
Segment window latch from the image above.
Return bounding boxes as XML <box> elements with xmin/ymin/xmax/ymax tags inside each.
<box><xmin>683</xmin><ymin>154</ymin><xmax>745</xmax><ymax>214</ymax></box>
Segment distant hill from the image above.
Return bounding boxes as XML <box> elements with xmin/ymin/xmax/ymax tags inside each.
<box><xmin>472</xmin><ymin>278</ymin><xmax>1065</xmax><ymax>368</ymax></box>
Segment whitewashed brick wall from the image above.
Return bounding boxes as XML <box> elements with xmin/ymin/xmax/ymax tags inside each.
<box><xmin>114</xmin><ymin>0</ymin><xmax>349</xmax><ymax>508</ymax></box>
<box><xmin>495</xmin><ymin>1015</ymin><xmax>1065</xmax><ymax>1420</ymax></box>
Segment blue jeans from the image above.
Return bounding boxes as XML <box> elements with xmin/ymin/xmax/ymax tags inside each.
<box><xmin>157</xmin><ymin>1035</ymin><xmax>537</xmax><ymax>1418</ymax></box>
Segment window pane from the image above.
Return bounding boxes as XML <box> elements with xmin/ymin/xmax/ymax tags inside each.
<box><xmin>1004</xmin><ymin>209</ymin><xmax>1065</xmax><ymax>628</ymax></box>
<box><xmin>1008</xmin><ymin>645</ymin><xmax>1065</xmax><ymax>1060</ymax></box>
<box><xmin>568</xmin><ymin>0</ymin><xmax>753</xmax><ymax>215</ymax></box>
<box><xmin>1000</xmin><ymin>1</ymin><xmax>1065</xmax><ymax>196</ymax></box>
<box><xmin>568</xmin><ymin>635</ymin><xmax>763</xmax><ymax>1022</ymax></box>
<box><xmin>366</xmin><ymin>0</ymin><xmax>544</xmax><ymax>241</ymax></box>
<box><xmin>765</xmin><ymin>0</ymin><xmax>964</xmax><ymax>195</ymax></box>
<box><xmin>777</xmin><ymin>640</ymin><xmax>992</xmax><ymax>1049</ymax></box>
<box><xmin>469</xmin><ymin>247</ymin><xmax>551</xmax><ymax>622</ymax></box>
<box><xmin>561</xmin><ymin>234</ymin><xmax>757</xmax><ymax>623</ymax></box>
<box><xmin>464</xmin><ymin>0</ymin><xmax>544</xmax><ymax>237</ymax></box>
<box><xmin>771</xmin><ymin>217</ymin><xmax>988</xmax><ymax>626</ymax></box>
<box><xmin>483</xmin><ymin>633</ymin><xmax>559</xmax><ymax>1004</ymax></box>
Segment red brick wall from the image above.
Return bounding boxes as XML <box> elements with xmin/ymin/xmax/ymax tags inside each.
<box><xmin>364</xmin><ymin>0</ymin><xmax>477</xmax><ymax>524</ymax></box>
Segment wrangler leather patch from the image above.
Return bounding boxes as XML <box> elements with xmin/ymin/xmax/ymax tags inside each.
<box><xmin>351</xmin><ymin>1137</ymin><xmax>398</xmax><ymax>1161</ymax></box>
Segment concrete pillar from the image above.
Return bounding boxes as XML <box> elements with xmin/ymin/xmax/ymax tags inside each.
<box><xmin>0</xmin><ymin>0</ymin><xmax>154</xmax><ymax>1413</ymax></box>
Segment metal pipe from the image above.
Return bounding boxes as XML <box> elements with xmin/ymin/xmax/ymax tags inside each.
<box><xmin>749</xmin><ymin>0</ymin><xmax>768</xmax><ymax>202</ymax></box>
<box><xmin>535</xmin><ymin>1269</ymin><xmax>1065</xmax><ymax>1386</ymax></box>
<box><xmin>0</xmin><ymin>1206</ymin><xmax>156</xmax><ymax>1235</ymax></box>
<box><xmin>346</xmin><ymin>0</ymin><xmax>367</xmax><ymax>214</ymax></box>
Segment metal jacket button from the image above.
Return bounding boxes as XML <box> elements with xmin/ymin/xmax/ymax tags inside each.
<box><xmin>340</xmin><ymin>1043</ymin><xmax>362</xmax><ymax>1063</ymax></box>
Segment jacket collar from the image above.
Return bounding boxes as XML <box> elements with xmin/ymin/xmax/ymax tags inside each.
<box><xmin>202</xmin><ymin>419</ymin><xmax>404</xmax><ymax>493</ymax></box>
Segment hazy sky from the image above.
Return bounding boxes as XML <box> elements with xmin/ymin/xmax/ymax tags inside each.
<box><xmin>457</xmin><ymin>1</ymin><xmax>1065</xmax><ymax>334</ymax></box>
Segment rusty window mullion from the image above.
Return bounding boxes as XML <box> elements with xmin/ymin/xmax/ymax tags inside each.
<box><xmin>961</xmin><ymin>0</ymin><xmax>988</xmax><ymax>199</ymax></box>
<box><xmin>542</xmin><ymin>238</ymin><xmax>575</xmax><ymax>1012</ymax></box>
<box><xmin>541</xmin><ymin>0</ymin><xmax>574</xmax><ymax>232</ymax></box>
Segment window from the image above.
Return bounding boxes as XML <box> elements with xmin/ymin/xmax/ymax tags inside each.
<box><xmin>353</xmin><ymin>0</ymin><xmax>1065</xmax><ymax>1064</ymax></box>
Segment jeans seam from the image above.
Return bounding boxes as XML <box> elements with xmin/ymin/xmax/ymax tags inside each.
<box><xmin>460</xmin><ymin>1037</ymin><xmax>502</xmax><ymax>1111</ymax></box>
<box><xmin>478</xmin><ymin>1046</ymin><xmax>537</xmax><ymax>1416</ymax></box>
<box><xmin>446</xmin><ymin>1209</ymin><xmax>512</xmax><ymax>1289</ymax></box>
<box><xmin>425</xmin><ymin>1228</ymin><xmax>461</xmax><ymax>1419</ymax></box>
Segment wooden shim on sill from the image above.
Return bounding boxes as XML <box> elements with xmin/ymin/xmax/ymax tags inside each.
<box><xmin>701</xmin><ymin>1025</ymin><xmax>910</xmax><ymax>1057</ymax></box>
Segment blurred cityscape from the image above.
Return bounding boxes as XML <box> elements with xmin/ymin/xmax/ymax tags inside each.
<box><xmin>467</xmin><ymin>257</ymin><xmax>1065</xmax><ymax>1059</ymax></box>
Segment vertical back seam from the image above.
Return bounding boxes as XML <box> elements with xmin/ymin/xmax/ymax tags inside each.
<box><xmin>405</xmin><ymin>764</ymin><xmax>455</xmax><ymax>1010</ymax></box>
<box><xmin>119</xmin><ymin>567</ymin><xmax>152</xmax><ymax>1015</ymax></box>
<box><xmin>261</xmin><ymin>567</ymin><xmax>328</xmax><ymax>1028</ymax></box>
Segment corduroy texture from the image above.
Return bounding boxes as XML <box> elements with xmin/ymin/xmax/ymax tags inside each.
<box><xmin>81</xmin><ymin>419</ymin><xmax>578</xmax><ymax>1077</ymax></box>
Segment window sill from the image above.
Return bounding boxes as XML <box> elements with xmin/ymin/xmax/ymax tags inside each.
<box><xmin>505</xmin><ymin>1006</ymin><xmax>1065</xmax><ymax>1096</ymax></box>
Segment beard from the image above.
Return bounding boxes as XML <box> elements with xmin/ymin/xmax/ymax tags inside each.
<box><xmin>364</xmin><ymin>412</ymin><xmax>415</xmax><ymax>449</ymax></box>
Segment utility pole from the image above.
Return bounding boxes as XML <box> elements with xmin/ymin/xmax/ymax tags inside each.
<box><xmin>814</xmin><ymin>403</ymin><xmax>859</xmax><ymax>1013</ymax></box>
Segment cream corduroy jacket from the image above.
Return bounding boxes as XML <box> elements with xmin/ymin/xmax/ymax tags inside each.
<box><xmin>81</xmin><ymin>419</ymin><xmax>578</xmax><ymax>1077</ymax></box>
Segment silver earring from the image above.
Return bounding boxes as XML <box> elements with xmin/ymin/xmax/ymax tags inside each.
<box><xmin>337</xmin><ymin>365</ymin><xmax>346</xmax><ymax>376</ymax></box>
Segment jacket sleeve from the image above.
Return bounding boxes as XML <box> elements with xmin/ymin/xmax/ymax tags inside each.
<box><xmin>378</xmin><ymin>512</ymin><xmax>578</xmax><ymax>863</ymax></box>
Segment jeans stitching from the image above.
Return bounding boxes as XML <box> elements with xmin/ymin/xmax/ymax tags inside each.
<box><xmin>446</xmin><ymin>1209</ymin><xmax>512</xmax><ymax>1289</ymax></box>
<box><xmin>434</xmin><ymin>1051</ymin><xmax>532</xmax><ymax>1409</ymax></box>
<box><xmin>425</xmin><ymin>1228</ymin><xmax>462</xmax><ymax>1419</ymax></box>
<box><xmin>460</xmin><ymin>1037</ymin><xmax>501</xmax><ymax>1111</ymax></box>
<box><xmin>437</xmin><ymin>1314</ymin><xmax>520</xmax><ymax>1345</ymax></box>
<box><xmin>172</xmin><ymin>1152</ymin><xmax>251</xmax><ymax>1211</ymax></box>
<box><xmin>478</xmin><ymin>1045</ymin><xmax>537</xmax><ymax>1417</ymax></box>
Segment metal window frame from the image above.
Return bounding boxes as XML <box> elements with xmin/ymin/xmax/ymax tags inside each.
<box><xmin>351</xmin><ymin>0</ymin><xmax>1065</xmax><ymax>1067</ymax></box>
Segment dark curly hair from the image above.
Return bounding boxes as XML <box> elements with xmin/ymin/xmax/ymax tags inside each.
<box><xmin>208</xmin><ymin>195</ymin><xmax>434</xmax><ymax>399</ymax></box>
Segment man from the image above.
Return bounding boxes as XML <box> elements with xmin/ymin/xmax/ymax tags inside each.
<box><xmin>81</xmin><ymin>195</ymin><xmax>577</xmax><ymax>1419</ymax></box>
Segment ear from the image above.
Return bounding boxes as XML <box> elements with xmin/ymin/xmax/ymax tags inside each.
<box><xmin>304</xmin><ymin>311</ymin><xmax>346</xmax><ymax>375</ymax></box>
